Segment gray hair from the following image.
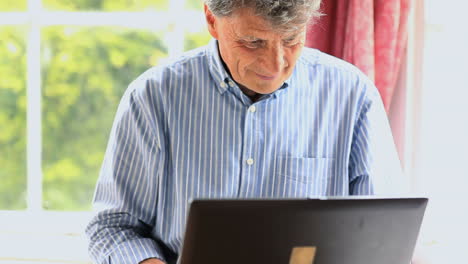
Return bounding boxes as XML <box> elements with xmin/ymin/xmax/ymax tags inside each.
<box><xmin>205</xmin><ymin>0</ymin><xmax>322</xmax><ymax>31</ymax></box>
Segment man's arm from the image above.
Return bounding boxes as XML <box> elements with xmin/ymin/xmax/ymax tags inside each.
<box><xmin>86</xmin><ymin>82</ymin><xmax>167</xmax><ymax>264</ymax></box>
<box><xmin>348</xmin><ymin>82</ymin><xmax>406</xmax><ymax>195</ymax></box>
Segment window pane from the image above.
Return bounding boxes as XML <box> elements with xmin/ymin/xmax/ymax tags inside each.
<box><xmin>0</xmin><ymin>26</ymin><xmax>27</xmax><ymax>210</ymax></box>
<box><xmin>184</xmin><ymin>29</ymin><xmax>211</xmax><ymax>51</ymax></box>
<box><xmin>43</xmin><ymin>0</ymin><xmax>169</xmax><ymax>11</ymax></box>
<box><xmin>42</xmin><ymin>26</ymin><xmax>168</xmax><ymax>211</ymax></box>
<box><xmin>0</xmin><ymin>0</ymin><xmax>27</xmax><ymax>11</ymax></box>
<box><xmin>186</xmin><ymin>0</ymin><xmax>203</xmax><ymax>10</ymax></box>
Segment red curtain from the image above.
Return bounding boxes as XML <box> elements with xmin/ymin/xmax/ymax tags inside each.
<box><xmin>306</xmin><ymin>0</ymin><xmax>411</xmax><ymax>113</ymax></box>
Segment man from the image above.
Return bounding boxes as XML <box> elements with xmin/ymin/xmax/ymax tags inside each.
<box><xmin>86</xmin><ymin>1</ymin><xmax>404</xmax><ymax>263</ymax></box>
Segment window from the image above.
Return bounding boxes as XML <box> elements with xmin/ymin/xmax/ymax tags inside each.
<box><xmin>0</xmin><ymin>0</ymin><xmax>210</xmax><ymax>262</ymax></box>
<box><xmin>42</xmin><ymin>0</ymin><xmax>169</xmax><ymax>11</ymax></box>
<box><xmin>1</xmin><ymin>0</ymin><xmax>27</xmax><ymax>11</ymax></box>
<box><xmin>0</xmin><ymin>26</ymin><xmax>27</xmax><ymax>210</ymax></box>
<box><xmin>41</xmin><ymin>25</ymin><xmax>169</xmax><ymax>210</ymax></box>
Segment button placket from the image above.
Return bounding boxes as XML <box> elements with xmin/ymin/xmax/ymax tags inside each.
<box><xmin>244</xmin><ymin>105</ymin><xmax>256</xmax><ymax>169</ymax></box>
<box><xmin>238</xmin><ymin>103</ymin><xmax>259</xmax><ymax>196</ymax></box>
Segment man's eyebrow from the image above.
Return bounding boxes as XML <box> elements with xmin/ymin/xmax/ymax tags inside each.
<box><xmin>283</xmin><ymin>31</ymin><xmax>304</xmax><ymax>41</ymax></box>
<box><xmin>238</xmin><ymin>35</ymin><xmax>264</xmax><ymax>41</ymax></box>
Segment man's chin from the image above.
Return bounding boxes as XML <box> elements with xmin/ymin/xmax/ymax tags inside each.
<box><xmin>238</xmin><ymin>79</ymin><xmax>284</xmax><ymax>95</ymax></box>
<box><xmin>251</xmin><ymin>82</ymin><xmax>284</xmax><ymax>95</ymax></box>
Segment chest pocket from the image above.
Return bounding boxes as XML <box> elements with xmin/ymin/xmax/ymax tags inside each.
<box><xmin>274</xmin><ymin>157</ymin><xmax>334</xmax><ymax>198</ymax></box>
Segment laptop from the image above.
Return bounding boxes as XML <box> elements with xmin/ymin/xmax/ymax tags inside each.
<box><xmin>178</xmin><ymin>197</ymin><xmax>428</xmax><ymax>264</ymax></box>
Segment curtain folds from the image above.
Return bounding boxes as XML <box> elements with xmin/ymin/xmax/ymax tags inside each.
<box><xmin>306</xmin><ymin>0</ymin><xmax>411</xmax><ymax>112</ymax></box>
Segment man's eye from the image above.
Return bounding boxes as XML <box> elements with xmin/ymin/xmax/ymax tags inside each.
<box><xmin>244</xmin><ymin>40</ymin><xmax>262</xmax><ymax>49</ymax></box>
<box><xmin>284</xmin><ymin>40</ymin><xmax>299</xmax><ymax>47</ymax></box>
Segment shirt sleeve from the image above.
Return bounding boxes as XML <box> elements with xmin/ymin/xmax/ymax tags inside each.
<box><xmin>85</xmin><ymin>78</ymin><xmax>167</xmax><ymax>264</ymax></box>
<box><xmin>348</xmin><ymin>81</ymin><xmax>407</xmax><ymax>196</ymax></box>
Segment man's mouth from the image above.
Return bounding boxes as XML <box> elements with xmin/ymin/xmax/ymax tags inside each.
<box><xmin>255</xmin><ymin>73</ymin><xmax>277</xmax><ymax>81</ymax></box>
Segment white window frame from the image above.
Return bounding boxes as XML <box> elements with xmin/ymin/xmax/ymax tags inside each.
<box><xmin>0</xmin><ymin>0</ymin><xmax>205</xmax><ymax>262</ymax></box>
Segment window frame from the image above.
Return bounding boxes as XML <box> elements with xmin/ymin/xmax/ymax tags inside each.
<box><xmin>0</xmin><ymin>0</ymin><xmax>205</xmax><ymax>262</ymax></box>
<box><xmin>0</xmin><ymin>0</ymin><xmax>206</xmax><ymax>212</ymax></box>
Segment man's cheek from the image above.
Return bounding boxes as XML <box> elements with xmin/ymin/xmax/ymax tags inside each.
<box><xmin>243</xmin><ymin>59</ymin><xmax>260</xmax><ymax>74</ymax></box>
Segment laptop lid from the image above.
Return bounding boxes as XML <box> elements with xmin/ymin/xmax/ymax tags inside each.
<box><xmin>179</xmin><ymin>197</ymin><xmax>428</xmax><ymax>264</ymax></box>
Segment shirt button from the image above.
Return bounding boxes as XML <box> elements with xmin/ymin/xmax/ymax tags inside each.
<box><xmin>249</xmin><ymin>106</ymin><xmax>256</xmax><ymax>113</ymax></box>
<box><xmin>246</xmin><ymin>158</ymin><xmax>254</xmax><ymax>165</ymax></box>
<box><xmin>220</xmin><ymin>82</ymin><xmax>227</xmax><ymax>88</ymax></box>
<box><xmin>228</xmin><ymin>81</ymin><xmax>235</xmax><ymax>87</ymax></box>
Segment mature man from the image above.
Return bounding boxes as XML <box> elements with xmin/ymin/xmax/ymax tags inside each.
<box><xmin>86</xmin><ymin>0</ymin><xmax>403</xmax><ymax>263</ymax></box>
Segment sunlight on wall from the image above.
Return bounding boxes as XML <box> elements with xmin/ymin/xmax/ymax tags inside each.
<box><xmin>413</xmin><ymin>2</ymin><xmax>468</xmax><ymax>262</ymax></box>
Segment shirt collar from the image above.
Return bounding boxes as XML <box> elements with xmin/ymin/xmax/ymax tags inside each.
<box><xmin>207</xmin><ymin>38</ymin><xmax>292</xmax><ymax>96</ymax></box>
<box><xmin>208</xmin><ymin>39</ymin><xmax>232</xmax><ymax>94</ymax></box>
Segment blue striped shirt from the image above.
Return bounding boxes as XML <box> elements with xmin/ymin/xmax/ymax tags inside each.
<box><xmin>86</xmin><ymin>39</ymin><xmax>403</xmax><ymax>264</ymax></box>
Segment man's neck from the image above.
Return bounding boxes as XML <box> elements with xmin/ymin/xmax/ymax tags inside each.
<box><xmin>238</xmin><ymin>84</ymin><xmax>261</xmax><ymax>102</ymax></box>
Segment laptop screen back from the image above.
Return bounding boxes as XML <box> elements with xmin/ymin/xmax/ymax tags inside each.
<box><xmin>179</xmin><ymin>198</ymin><xmax>427</xmax><ymax>264</ymax></box>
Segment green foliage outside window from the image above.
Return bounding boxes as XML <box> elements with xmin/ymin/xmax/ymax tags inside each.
<box><xmin>43</xmin><ymin>0</ymin><xmax>169</xmax><ymax>11</ymax></box>
<box><xmin>0</xmin><ymin>27</ymin><xmax>27</xmax><ymax>210</ymax></box>
<box><xmin>1</xmin><ymin>0</ymin><xmax>211</xmax><ymax>211</ymax></box>
<box><xmin>186</xmin><ymin>0</ymin><xmax>203</xmax><ymax>10</ymax></box>
<box><xmin>41</xmin><ymin>26</ymin><xmax>168</xmax><ymax>210</ymax></box>
<box><xmin>0</xmin><ymin>0</ymin><xmax>27</xmax><ymax>11</ymax></box>
<box><xmin>184</xmin><ymin>30</ymin><xmax>211</xmax><ymax>51</ymax></box>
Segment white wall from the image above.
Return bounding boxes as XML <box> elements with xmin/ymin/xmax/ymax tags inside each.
<box><xmin>411</xmin><ymin>1</ymin><xmax>468</xmax><ymax>262</ymax></box>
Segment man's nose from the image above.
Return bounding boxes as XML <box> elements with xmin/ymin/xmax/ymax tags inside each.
<box><xmin>264</xmin><ymin>45</ymin><xmax>286</xmax><ymax>74</ymax></box>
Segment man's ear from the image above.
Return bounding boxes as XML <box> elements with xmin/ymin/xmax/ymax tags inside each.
<box><xmin>204</xmin><ymin>3</ymin><xmax>219</xmax><ymax>39</ymax></box>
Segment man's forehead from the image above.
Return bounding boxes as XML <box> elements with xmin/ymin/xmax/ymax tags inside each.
<box><xmin>226</xmin><ymin>8</ymin><xmax>306</xmax><ymax>39</ymax></box>
<box><xmin>224</xmin><ymin>7</ymin><xmax>307</xmax><ymax>38</ymax></box>
<box><xmin>234</xmin><ymin>27</ymin><xmax>305</xmax><ymax>40</ymax></box>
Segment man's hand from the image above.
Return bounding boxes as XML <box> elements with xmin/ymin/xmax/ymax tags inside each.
<box><xmin>140</xmin><ymin>258</ymin><xmax>165</xmax><ymax>264</ymax></box>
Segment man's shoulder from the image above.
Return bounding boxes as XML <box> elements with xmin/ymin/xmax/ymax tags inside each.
<box><xmin>297</xmin><ymin>47</ymin><xmax>379</xmax><ymax>101</ymax></box>
<box><xmin>299</xmin><ymin>48</ymin><xmax>367</xmax><ymax>77</ymax></box>
<box><xmin>138</xmin><ymin>45</ymin><xmax>209</xmax><ymax>83</ymax></box>
<box><xmin>299</xmin><ymin>49</ymin><xmax>375</xmax><ymax>87</ymax></box>
<box><xmin>119</xmin><ymin>46</ymin><xmax>211</xmax><ymax>120</ymax></box>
